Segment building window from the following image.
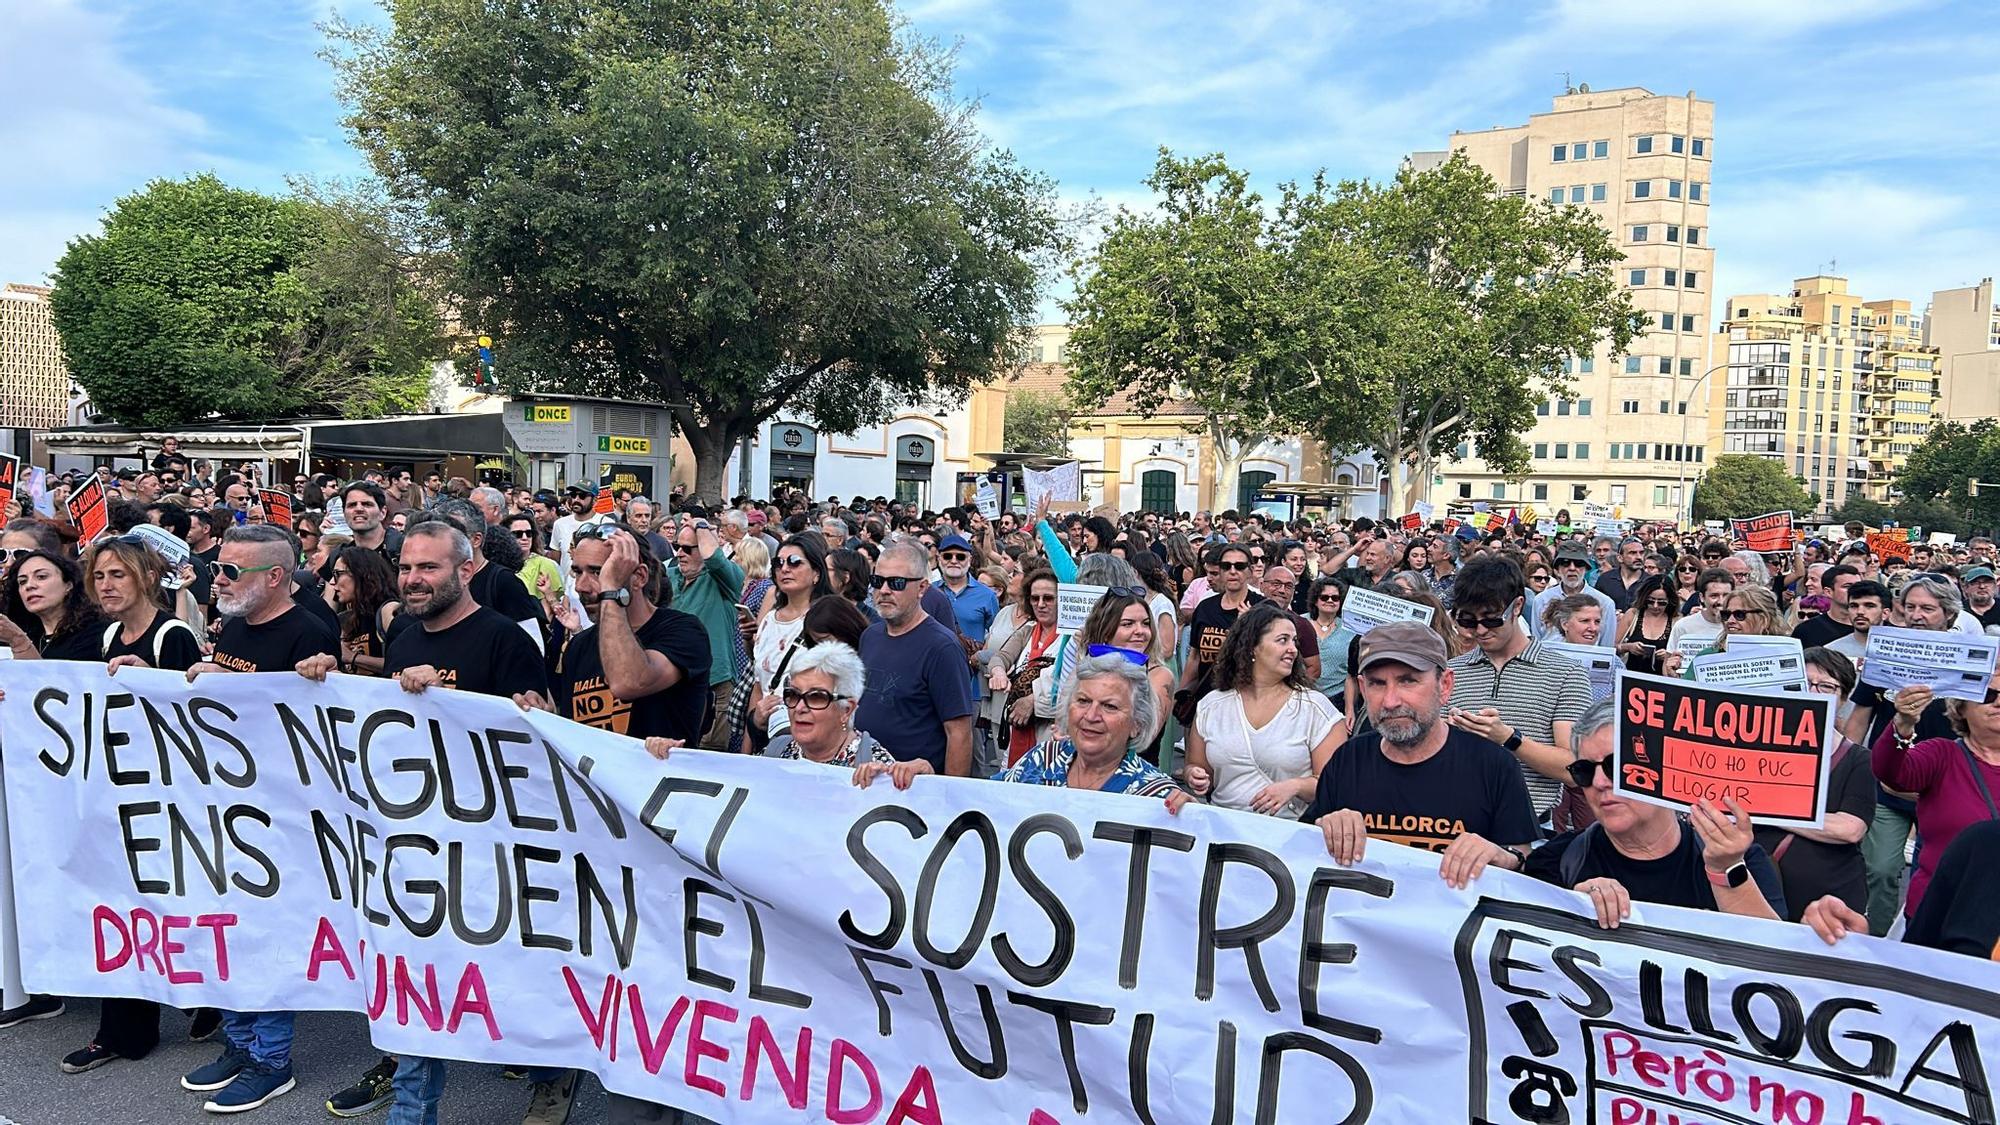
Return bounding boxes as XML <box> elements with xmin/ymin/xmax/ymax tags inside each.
<box><xmin>1572</xmin><ymin>485</ymin><xmax>1588</xmax><ymax>501</ymax></box>
<box><xmin>1692</xmin><ymin>138</ymin><xmax>1707</xmax><ymax>157</ymax></box>
<box><xmin>1629</xmin><ymin>268</ymin><xmax>1647</xmax><ymax>286</ymax></box>
<box><xmin>1551</xmin><ymin>145</ymin><xmax>1567</xmax><ymax>162</ymax></box>
<box><xmin>1571</xmin><ymin>142</ymin><xmax>1587</xmax><ymax>161</ymax></box>
<box><xmin>1681</xmin><ymin>315</ymin><xmax>1696</xmax><ymax>332</ymax></box>
<box><xmin>1593</xmin><ymin>140</ymin><xmax>1609</xmax><ymax>159</ymax></box>
<box><xmin>1458</xmin><ymin>482</ymin><xmax>1472</xmax><ymax>499</ymax></box>
<box><xmin>1570</xmin><ymin>185</ymin><xmax>1585</xmax><ymax>203</ymax></box>
<box><xmin>1625</xmin><ymin>356</ymin><xmax>1641</xmax><ymax>373</ymax></box>
<box><xmin>1690</xmin><ymin>182</ymin><xmax>1705</xmax><ymax>201</ymax></box>
<box><xmin>1687</xmin><ymin>227</ymin><xmax>1701</xmax><ymax>245</ymax></box>
<box><xmin>1683</xmin><ymin>271</ymin><xmax>1699</xmax><ymax>288</ymax></box>
<box><xmin>1491</xmin><ymin>483</ymin><xmax>1507</xmax><ymax>499</ymax></box>
<box><xmin>1664</xmin><ymin>269</ymin><xmax>1679</xmax><ymax>286</ymax></box>
<box><xmin>1635</xmin><ymin>135</ymin><xmax>1654</xmax><ymax>154</ymax></box>
<box><xmin>1633</xmin><ymin>180</ymin><xmax>1652</xmax><ymax>199</ymax></box>
<box><xmin>1140</xmin><ymin>469</ymin><xmax>1176</xmax><ymax>513</ymax></box>
<box><xmin>1554</xmin><ymin>444</ymin><xmax>1568</xmax><ymax>459</ymax></box>
<box><xmin>1659</xmin><ymin>313</ymin><xmax>1675</xmax><ymax>331</ymax></box>
<box><xmin>1654</xmin><ymin>485</ymin><xmax>1669</xmax><ymax>505</ymax></box>
<box><xmin>1536</xmin><ymin>401</ymin><xmax>1549</xmax><ymax>417</ymax></box>
<box><xmin>1659</xmin><ymin>400</ymin><xmax>1671</xmax><ymax>413</ymax></box>
<box><xmin>1534</xmin><ymin>483</ymin><xmax>1549</xmax><ymax>500</ymax></box>
<box><xmin>1579</xmin><ymin>356</ymin><xmax>1594</xmax><ymax>373</ymax></box>
<box><xmin>1577</xmin><ymin>399</ymin><xmax>1592</xmax><ymax>415</ymax></box>
<box><xmin>1680</xmin><ymin>358</ymin><xmax>1695</xmax><ymax>376</ymax></box>
<box><xmin>1630</xmin><ymin>224</ymin><xmax>1648</xmax><ymax>241</ymax></box>
<box><xmin>1611</xmin><ymin>485</ymin><xmax>1628</xmax><ymax>504</ymax></box>
<box><xmin>1550</xmin><ymin>187</ymin><xmax>1565</xmax><ymax>202</ymax></box>
<box><xmin>1622</xmin><ymin>399</ymin><xmax>1639</xmax><ymax>413</ymax></box>
<box><xmin>1666</xmin><ymin>224</ymin><xmax>1680</xmax><ymax>242</ymax></box>
<box><xmin>1557</xmin><ymin>400</ymin><xmax>1571</xmax><ymax>416</ymax></box>
<box><xmin>1659</xmin><ymin>357</ymin><xmax>1673</xmax><ymax>375</ymax></box>
<box><xmin>1670</xmin><ymin>134</ymin><xmax>1685</xmax><ymax>154</ymax></box>
<box><xmin>1591</xmin><ymin>183</ymin><xmax>1606</xmax><ymax>202</ymax></box>
<box><xmin>1667</xmin><ymin>179</ymin><xmax>1683</xmax><ymax>199</ymax></box>
<box><xmin>1534</xmin><ymin>442</ymin><xmax>1548</xmax><ymax>458</ymax></box>
<box><xmin>1575</xmin><ymin>443</ymin><xmax>1590</xmax><ymax>460</ymax></box>
<box><xmin>1610</xmin><ymin>445</ymin><xmax>1621</xmax><ymax>459</ymax></box>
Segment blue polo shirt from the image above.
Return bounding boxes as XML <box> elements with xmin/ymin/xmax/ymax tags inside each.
<box><xmin>940</xmin><ymin>577</ymin><xmax>999</xmax><ymax>698</ymax></box>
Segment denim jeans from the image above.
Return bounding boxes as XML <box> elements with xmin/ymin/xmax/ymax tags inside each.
<box><xmin>220</xmin><ymin>1010</ymin><xmax>293</xmax><ymax>1069</ymax></box>
<box><xmin>386</xmin><ymin>1055</ymin><xmax>448</xmax><ymax>1125</ymax></box>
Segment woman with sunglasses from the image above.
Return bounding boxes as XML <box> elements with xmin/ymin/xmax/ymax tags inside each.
<box><xmin>504</xmin><ymin>514</ymin><xmax>566</xmax><ymax>607</ymax></box>
<box><xmin>1612</xmin><ymin>575</ymin><xmax>1673</xmax><ymax>673</ymax></box>
<box><xmin>0</xmin><ymin>518</ymin><xmax>62</xmax><ymax>581</ymax></box>
<box><xmin>1184</xmin><ymin>602</ymin><xmax>1345</xmax><ymax>819</ymax></box>
<box><xmin>989</xmin><ymin>566</ymin><xmax>1065</xmax><ymax>765</ymax></box>
<box><xmin>1667</xmin><ymin>554</ymin><xmax>1703</xmax><ymax>614</ymax></box>
<box><xmin>746</xmin><ymin>535</ymin><xmax>835</xmax><ymax>753</ymax></box>
<box><xmin>1175</xmin><ymin>543</ymin><xmax>1264</xmax><ymax>725</ymax></box>
<box><xmin>747</xmin><ymin>642</ymin><xmax>899</xmax><ymax>770</ymax></box>
<box><xmin>1305</xmin><ymin>575</ymin><xmax>1351</xmax><ymax>710</ymax></box>
<box><xmin>328</xmin><ymin>545</ymin><xmax>400</xmax><ymax>677</ymax></box>
<box><xmin>1660</xmin><ymin>584</ymin><xmax>1786</xmax><ymax>677</ymax></box>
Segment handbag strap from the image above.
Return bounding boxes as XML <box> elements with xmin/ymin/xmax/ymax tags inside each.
<box><xmin>1959</xmin><ymin>739</ymin><xmax>2000</xmax><ymax>821</ymax></box>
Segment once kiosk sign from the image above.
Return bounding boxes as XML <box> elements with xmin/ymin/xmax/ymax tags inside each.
<box><xmin>596</xmin><ymin>435</ymin><xmax>652</xmax><ymax>455</ymax></box>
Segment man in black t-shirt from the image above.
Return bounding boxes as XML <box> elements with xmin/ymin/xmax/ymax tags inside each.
<box><xmin>421</xmin><ymin>499</ymin><xmax>545</xmax><ymax>652</ymax></box>
<box><xmin>1792</xmin><ymin>563</ymin><xmax>1859</xmax><ymax>648</ymax></box>
<box><xmin>180</xmin><ymin>525</ymin><xmax>337</xmax><ymax>1113</ymax></box>
<box><xmin>527</xmin><ymin>524</ymin><xmax>711</xmax><ymax>743</ymax></box>
<box><xmin>1303</xmin><ymin>621</ymin><xmax>1537</xmax><ymax>889</ymax></box>
<box><xmin>296</xmin><ymin>519</ymin><xmax>545</xmax><ymax>1122</ymax></box>
<box><xmin>1526</xmin><ymin>698</ymin><xmax>1785</xmax><ymax>927</ymax></box>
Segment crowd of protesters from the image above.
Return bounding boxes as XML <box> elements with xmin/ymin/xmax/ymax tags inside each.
<box><xmin>3</xmin><ymin>454</ymin><xmax>1999</xmax><ymax>1119</ymax></box>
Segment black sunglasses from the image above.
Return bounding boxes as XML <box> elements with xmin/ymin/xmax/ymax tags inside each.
<box><xmin>781</xmin><ymin>688</ymin><xmax>848</xmax><ymax>711</ymax></box>
<box><xmin>1218</xmin><ymin>560</ymin><xmax>1251</xmax><ymax>571</ymax></box>
<box><xmin>1722</xmin><ymin>609</ymin><xmax>1762</xmax><ymax>621</ymax></box>
<box><xmin>1566</xmin><ymin>757</ymin><xmax>1613</xmax><ymax>787</ymax></box>
<box><xmin>775</xmin><ymin>554</ymin><xmax>811</xmax><ymax>569</ymax></box>
<box><xmin>1454</xmin><ymin>612</ymin><xmax>1510</xmax><ymax>631</ymax></box>
<box><xmin>1104</xmin><ymin>585</ymin><xmax>1147</xmax><ymax>598</ymax></box>
<box><xmin>868</xmin><ymin>574</ymin><xmax>918</xmax><ymax>591</ymax></box>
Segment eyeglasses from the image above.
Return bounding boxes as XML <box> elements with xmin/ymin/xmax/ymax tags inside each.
<box><xmin>775</xmin><ymin>554</ymin><xmax>810</xmax><ymax>569</ymax></box>
<box><xmin>1454</xmin><ymin>612</ymin><xmax>1511</xmax><ymax>631</ymax></box>
<box><xmin>1317</xmin><ymin>594</ymin><xmax>1342</xmax><ymax>604</ymax></box>
<box><xmin>868</xmin><ymin>574</ymin><xmax>919</xmax><ymax>591</ymax></box>
<box><xmin>331</xmin><ymin>567</ymin><xmax>352</xmax><ymax>579</ymax></box>
<box><xmin>1086</xmin><ymin>643</ymin><xmax>1149</xmax><ymax>666</ymax></box>
<box><xmin>1027</xmin><ymin>593</ymin><xmax>1056</xmax><ymax>605</ymax></box>
<box><xmin>1721</xmin><ymin>609</ymin><xmax>1763</xmax><ymax>621</ymax></box>
<box><xmin>939</xmin><ymin>551</ymin><xmax>971</xmax><ymax>562</ymax></box>
<box><xmin>1104</xmin><ymin>585</ymin><xmax>1147</xmax><ymax>598</ymax></box>
<box><xmin>512</xmin><ymin>529</ymin><xmax>535</xmax><ymax>540</ymax></box>
<box><xmin>1645</xmin><ymin>598</ymin><xmax>1670</xmax><ymax>608</ymax></box>
<box><xmin>673</xmin><ymin>543</ymin><xmax>699</xmax><ymax>554</ymax></box>
<box><xmin>573</xmin><ymin>523</ymin><xmax>621</xmax><ymax>543</ymax></box>
<box><xmin>1556</xmin><ymin>560</ymin><xmax>1585</xmax><ymax>569</ymax></box>
<box><xmin>781</xmin><ymin>688</ymin><xmax>848</xmax><ymax>711</ymax></box>
<box><xmin>1218</xmin><ymin>560</ymin><xmax>1251</xmax><ymax>571</ymax></box>
<box><xmin>1566</xmin><ymin>757</ymin><xmax>1614</xmax><ymax>787</ymax></box>
<box><xmin>1805</xmin><ymin>678</ymin><xmax>1842</xmax><ymax>696</ymax></box>
<box><xmin>2</xmin><ymin>548</ymin><xmax>34</xmax><ymax>565</ymax></box>
<box><xmin>215</xmin><ymin>562</ymin><xmax>282</xmax><ymax>582</ymax></box>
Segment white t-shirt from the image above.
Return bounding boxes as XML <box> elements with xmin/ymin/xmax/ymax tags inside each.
<box><xmin>1824</xmin><ymin>631</ymin><xmax>1866</xmax><ymax>664</ymax></box>
<box><xmin>1667</xmin><ymin>612</ymin><xmax>1725</xmax><ymax>654</ymax></box>
<box><xmin>753</xmin><ymin>606</ymin><xmax>809</xmax><ymax>737</ymax></box>
<box><xmin>1195</xmin><ymin>688</ymin><xmax>1342</xmax><ymax>819</ymax></box>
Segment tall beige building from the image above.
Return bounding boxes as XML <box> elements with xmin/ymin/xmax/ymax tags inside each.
<box><xmin>1708</xmin><ymin>276</ymin><xmax>1939</xmax><ymax>510</ymax></box>
<box><xmin>0</xmin><ymin>283</ymin><xmax>73</xmax><ymax>429</ymax></box>
<box><xmin>1410</xmin><ymin>87</ymin><xmax>1714</xmax><ymax>520</ymax></box>
<box><xmin>1925</xmin><ymin>277</ymin><xmax>2000</xmax><ymax>421</ymax></box>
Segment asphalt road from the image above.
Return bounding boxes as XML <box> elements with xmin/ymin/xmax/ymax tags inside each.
<box><xmin>0</xmin><ymin>1000</ymin><xmax>620</xmax><ymax>1124</ymax></box>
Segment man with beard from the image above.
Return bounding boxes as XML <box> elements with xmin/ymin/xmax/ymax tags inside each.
<box><xmin>1302</xmin><ymin>621</ymin><xmax>1537</xmax><ymax>888</ymax></box>
<box><xmin>1965</xmin><ymin>565</ymin><xmax>2000</xmax><ymax>629</ymax></box>
<box><xmin>298</xmin><ymin>518</ymin><xmax>546</xmax><ymax>1122</ymax></box>
<box><xmin>428</xmin><ymin>499</ymin><xmax>546</xmax><ymax>650</ymax></box>
<box><xmin>178</xmin><ymin>526</ymin><xmax>339</xmax><ymax>1113</ymax></box>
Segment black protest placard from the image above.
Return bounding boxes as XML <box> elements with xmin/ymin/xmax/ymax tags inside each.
<box><xmin>1613</xmin><ymin>670</ymin><xmax>1836</xmax><ymax>827</ymax></box>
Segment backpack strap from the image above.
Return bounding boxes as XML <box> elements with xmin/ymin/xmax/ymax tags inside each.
<box><xmin>100</xmin><ymin>621</ymin><xmax>121</xmax><ymax>659</ymax></box>
<box><xmin>153</xmin><ymin>618</ymin><xmax>196</xmax><ymax>668</ymax></box>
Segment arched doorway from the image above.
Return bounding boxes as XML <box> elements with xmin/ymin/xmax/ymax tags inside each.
<box><xmin>1236</xmin><ymin>469</ymin><xmax>1275</xmax><ymax>515</ymax></box>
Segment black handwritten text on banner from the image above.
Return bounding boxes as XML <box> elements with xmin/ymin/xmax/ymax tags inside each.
<box><xmin>0</xmin><ymin>664</ymin><xmax>1994</xmax><ymax>1123</ymax></box>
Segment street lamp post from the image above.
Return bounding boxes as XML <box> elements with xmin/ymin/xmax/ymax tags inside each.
<box><xmin>1676</xmin><ymin>360</ymin><xmax>1731</xmax><ymax>530</ymax></box>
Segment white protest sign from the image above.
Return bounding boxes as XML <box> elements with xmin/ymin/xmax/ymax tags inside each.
<box><xmin>1719</xmin><ymin>632</ymin><xmax>1804</xmax><ymax>661</ymax></box>
<box><xmin>974</xmin><ymin>479</ymin><xmax>1001</xmax><ymax>520</ymax></box>
<box><xmin>1535</xmin><ymin>520</ymin><xmax>1557</xmax><ymax>536</ymax></box>
<box><xmin>322</xmin><ymin>495</ymin><xmax>352</xmax><ymax>537</ymax></box>
<box><xmin>1338</xmin><ymin>586</ymin><xmax>1435</xmax><ymax>636</ymax></box>
<box><xmin>1690</xmin><ymin>649</ymin><xmax>1808</xmax><ymax>691</ymax></box>
<box><xmin>1591</xmin><ymin>518</ymin><xmax>1629</xmax><ymax>540</ymax></box>
<box><xmin>1022</xmin><ymin>460</ymin><xmax>1082</xmax><ymax>512</ymax></box>
<box><xmin>122</xmin><ymin>522</ymin><xmax>192</xmax><ymax>589</ymax></box>
<box><xmin>1055</xmin><ymin>582</ymin><xmax>1107</xmax><ymax>633</ymax></box>
<box><xmin>1541</xmin><ymin>639</ymin><xmax>1617</xmax><ymax>701</ymax></box>
<box><xmin>0</xmin><ymin>775</ymin><xmax>21</xmax><ymax>1008</ymax></box>
<box><xmin>1861</xmin><ymin>624</ymin><xmax>1998</xmax><ymax>702</ymax></box>
<box><xmin>6</xmin><ymin>664</ymin><xmax>2000</xmax><ymax>1125</ymax></box>
<box><xmin>1670</xmin><ymin>628</ymin><xmax>1723</xmax><ymax>659</ymax></box>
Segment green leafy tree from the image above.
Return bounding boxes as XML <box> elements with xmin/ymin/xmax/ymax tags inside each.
<box><xmin>49</xmin><ymin>174</ymin><xmax>442</xmax><ymax>428</ymax></box>
<box><xmin>1270</xmin><ymin>153</ymin><xmax>1643</xmax><ymax>510</ymax></box>
<box><xmin>1002</xmin><ymin>389</ymin><xmax>1074</xmax><ymax>458</ymax></box>
<box><xmin>1064</xmin><ymin>152</ymin><xmax>1288</xmax><ymax>509</ymax></box>
<box><xmin>328</xmin><ymin>0</ymin><xmax>1062</xmax><ymax>503</ymax></box>
<box><xmin>1690</xmin><ymin>454</ymin><xmax>1818</xmax><ymax>522</ymax></box>
<box><xmin>1896</xmin><ymin>419</ymin><xmax>2000</xmax><ymax>528</ymax></box>
<box><xmin>1829</xmin><ymin>496</ymin><xmax>1894</xmax><ymax>529</ymax></box>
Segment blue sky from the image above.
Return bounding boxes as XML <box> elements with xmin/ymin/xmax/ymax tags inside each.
<box><xmin>6</xmin><ymin>0</ymin><xmax>1996</xmax><ymax>327</ymax></box>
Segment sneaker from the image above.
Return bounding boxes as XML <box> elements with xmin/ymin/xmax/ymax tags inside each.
<box><xmin>0</xmin><ymin>994</ymin><xmax>64</xmax><ymax>1029</ymax></box>
<box><xmin>188</xmin><ymin>1007</ymin><xmax>223</xmax><ymax>1042</ymax></box>
<box><xmin>204</xmin><ymin>1063</ymin><xmax>296</xmax><ymax>1114</ymax></box>
<box><xmin>60</xmin><ymin>1041</ymin><xmax>123</xmax><ymax>1074</ymax></box>
<box><xmin>183</xmin><ymin>1044</ymin><xmax>254</xmax><ymax>1092</ymax></box>
<box><xmin>325</xmin><ymin>1056</ymin><xmax>396</xmax><ymax>1117</ymax></box>
<box><xmin>499</xmin><ymin>1064</ymin><xmax>529</xmax><ymax>1080</ymax></box>
<box><xmin>521</xmin><ymin>1070</ymin><xmax>578</xmax><ymax>1125</ymax></box>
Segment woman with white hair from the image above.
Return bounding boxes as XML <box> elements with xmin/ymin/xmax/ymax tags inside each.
<box><xmin>651</xmin><ymin>641</ymin><xmax>897</xmax><ymax>773</ymax></box>
<box><xmin>987</xmin><ymin>652</ymin><xmax>1194</xmax><ymax>807</ymax></box>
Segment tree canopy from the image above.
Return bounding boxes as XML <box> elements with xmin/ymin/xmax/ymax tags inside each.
<box><xmin>328</xmin><ymin>0</ymin><xmax>1063</xmax><ymax>502</ymax></box>
<box><xmin>1064</xmin><ymin>150</ymin><xmax>1641</xmax><ymax>512</ymax></box>
<box><xmin>1896</xmin><ymin>418</ymin><xmax>2000</xmax><ymax>529</ymax></box>
<box><xmin>49</xmin><ymin>174</ymin><xmax>440</xmax><ymax>429</ymax></box>
<box><xmin>1690</xmin><ymin>454</ymin><xmax>1818</xmax><ymax>522</ymax></box>
<box><xmin>1002</xmin><ymin>389</ymin><xmax>1074</xmax><ymax>458</ymax></box>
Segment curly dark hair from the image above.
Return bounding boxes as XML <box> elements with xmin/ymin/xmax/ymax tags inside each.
<box><xmin>1213</xmin><ymin>601</ymin><xmax>1310</xmax><ymax>693</ymax></box>
<box><xmin>331</xmin><ymin>545</ymin><xmax>399</xmax><ymax>645</ymax></box>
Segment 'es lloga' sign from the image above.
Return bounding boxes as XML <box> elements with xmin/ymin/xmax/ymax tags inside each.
<box><xmin>1</xmin><ymin>664</ymin><xmax>1995</xmax><ymax>1123</ymax></box>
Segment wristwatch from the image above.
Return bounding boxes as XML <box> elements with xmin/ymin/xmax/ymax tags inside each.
<box><xmin>602</xmin><ymin>587</ymin><xmax>631</xmax><ymax>607</ymax></box>
<box><xmin>1704</xmin><ymin>862</ymin><xmax>1749</xmax><ymax>889</ymax></box>
<box><xmin>1501</xmin><ymin>730</ymin><xmax>1524</xmax><ymax>754</ymax></box>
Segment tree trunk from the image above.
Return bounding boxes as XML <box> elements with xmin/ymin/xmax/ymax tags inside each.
<box><xmin>1209</xmin><ymin>421</ymin><xmax>1253</xmax><ymax>515</ymax></box>
<box><xmin>682</xmin><ymin>423</ymin><xmax>735</xmax><ymax>508</ymax></box>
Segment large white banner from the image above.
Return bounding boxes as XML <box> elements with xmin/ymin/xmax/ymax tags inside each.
<box><xmin>4</xmin><ymin>663</ymin><xmax>1998</xmax><ymax>1123</ymax></box>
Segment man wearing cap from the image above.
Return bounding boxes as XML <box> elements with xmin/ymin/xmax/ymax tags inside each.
<box><xmin>1302</xmin><ymin>620</ymin><xmax>1538</xmax><ymax>888</ymax></box>
<box><xmin>551</xmin><ymin>483</ymin><xmax>596</xmax><ymax>562</ymax></box>
<box><xmin>1965</xmin><ymin>565</ymin><xmax>2000</xmax><ymax>630</ymax></box>
<box><xmin>936</xmin><ymin>532</ymin><xmax>999</xmax><ymax>766</ymax></box>
<box><xmin>1528</xmin><ymin>542</ymin><xmax>1616</xmax><ymax>646</ymax></box>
